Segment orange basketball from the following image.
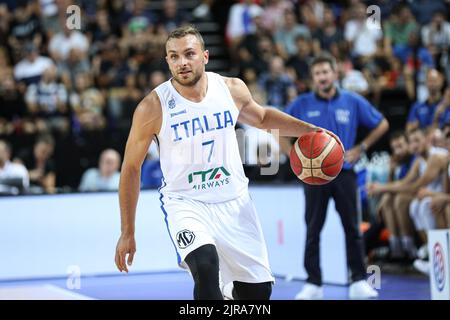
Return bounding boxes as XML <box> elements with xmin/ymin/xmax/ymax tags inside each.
<box><xmin>290</xmin><ymin>130</ymin><xmax>344</xmax><ymax>185</ymax></box>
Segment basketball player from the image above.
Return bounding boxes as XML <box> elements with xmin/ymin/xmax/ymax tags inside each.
<box><xmin>114</xmin><ymin>25</ymin><xmax>338</xmax><ymax>300</ymax></box>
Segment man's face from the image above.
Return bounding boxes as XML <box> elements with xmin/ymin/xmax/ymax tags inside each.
<box><xmin>390</xmin><ymin>136</ymin><xmax>409</xmax><ymax>161</ymax></box>
<box><xmin>408</xmin><ymin>131</ymin><xmax>426</xmax><ymax>155</ymax></box>
<box><xmin>34</xmin><ymin>142</ymin><xmax>53</xmax><ymax>161</ymax></box>
<box><xmin>166</xmin><ymin>35</ymin><xmax>208</xmax><ymax>87</ymax></box>
<box><xmin>426</xmin><ymin>70</ymin><xmax>443</xmax><ymax>95</ymax></box>
<box><xmin>99</xmin><ymin>151</ymin><xmax>120</xmax><ymax>177</ymax></box>
<box><xmin>311</xmin><ymin>62</ymin><xmax>336</xmax><ymax>93</ymax></box>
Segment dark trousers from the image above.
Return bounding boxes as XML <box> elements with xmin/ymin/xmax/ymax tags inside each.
<box><xmin>303</xmin><ymin>170</ymin><xmax>366</xmax><ymax>286</ymax></box>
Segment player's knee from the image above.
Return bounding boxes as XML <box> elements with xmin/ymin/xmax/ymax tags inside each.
<box><xmin>185</xmin><ymin>244</ymin><xmax>219</xmax><ymax>281</ymax></box>
<box><xmin>233</xmin><ymin>281</ymin><xmax>272</xmax><ymax>300</ymax></box>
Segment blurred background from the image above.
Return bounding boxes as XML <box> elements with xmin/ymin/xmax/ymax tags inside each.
<box><xmin>1</xmin><ymin>0</ymin><xmax>450</xmax><ymax>300</ymax></box>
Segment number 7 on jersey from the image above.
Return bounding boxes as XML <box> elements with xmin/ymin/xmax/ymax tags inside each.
<box><xmin>202</xmin><ymin>140</ymin><xmax>215</xmax><ymax>163</ymax></box>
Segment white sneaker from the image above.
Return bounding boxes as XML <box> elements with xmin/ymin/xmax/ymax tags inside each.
<box><xmin>413</xmin><ymin>259</ymin><xmax>430</xmax><ymax>276</ymax></box>
<box><xmin>349</xmin><ymin>280</ymin><xmax>379</xmax><ymax>299</ymax></box>
<box><xmin>417</xmin><ymin>245</ymin><xmax>428</xmax><ymax>260</ymax></box>
<box><xmin>295</xmin><ymin>283</ymin><xmax>323</xmax><ymax>300</ymax></box>
<box><xmin>221</xmin><ymin>282</ymin><xmax>234</xmax><ymax>300</ymax></box>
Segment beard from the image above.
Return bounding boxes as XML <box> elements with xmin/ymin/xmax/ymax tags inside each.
<box><xmin>320</xmin><ymin>82</ymin><xmax>334</xmax><ymax>93</ymax></box>
<box><xmin>172</xmin><ymin>70</ymin><xmax>203</xmax><ymax>87</ymax></box>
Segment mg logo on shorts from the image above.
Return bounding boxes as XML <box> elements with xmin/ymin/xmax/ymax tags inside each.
<box><xmin>176</xmin><ymin>230</ymin><xmax>195</xmax><ymax>249</ymax></box>
<box><xmin>433</xmin><ymin>242</ymin><xmax>446</xmax><ymax>292</ymax></box>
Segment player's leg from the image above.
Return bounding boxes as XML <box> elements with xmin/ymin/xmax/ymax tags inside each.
<box><xmin>206</xmin><ymin>192</ymin><xmax>274</xmax><ymax>300</ymax></box>
<box><xmin>185</xmin><ymin>244</ymin><xmax>223</xmax><ymax>300</ymax></box>
<box><xmin>161</xmin><ymin>196</ymin><xmax>221</xmax><ymax>300</ymax></box>
<box><xmin>445</xmin><ymin>203</ymin><xmax>450</xmax><ymax>228</ymax></box>
<box><xmin>379</xmin><ymin>193</ymin><xmax>402</xmax><ymax>258</ymax></box>
<box><xmin>394</xmin><ymin>193</ymin><xmax>416</xmax><ymax>259</ymax></box>
<box><xmin>231</xmin><ymin>281</ymin><xmax>272</xmax><ymax>300</ymax></box>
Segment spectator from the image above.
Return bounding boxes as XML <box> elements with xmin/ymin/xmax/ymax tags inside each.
<box><xmin>274</xmin><ymin>9</ymin><xmax>310</xmax><ymax>60</ymax></box>
<box><xmin>236</xmin><ymin>12</ymin><xmax>272</xmax><ymax>76</ymax></box>
<box><xmin>17</xmin><ymin>134</ymin><xmax>56</xmax><ymax>193</ymax></box>
<box><xmin>384</xmin><ymin>4</ymin><xmax>418</xmax><ymax>58</ymax></box>
<box><xmin>421</xmin><ymin>11</ymin><xmax>450</xmax><ymax>74</ymax></box>
<box><xmin>260</xmin><ymin>0</ymin><xmax>293</xmax><ymax>32</ymax></box>
<box><xmin>0</xmin><ymin>139</ymin><xmax>29</xmax><ymax>191</ymax></box>
<box><xmin>226</xmin><ymin>0</ymin><xmax>264</xmax><ymax>49</ymax></box>
<box><xmin>7</xmin><ymin>1</ymin><xmax>43</xmax><ymax>62</ymax></box>
<box><xmin>25</xmin><ymin>64</ymin><xmax>69</xmax><ymax>134</ymax></box>
<box><xmin>406</xmin><ymin>69</ymin><xmax>445</xmax><ymax>132</ymax></box>
<box><xmin>344</xmin><ymin>2</ymin><xmax>383</xmax><ymax>59</ymax></box>
<box><xmin>48</xmin><ymin>24</ymin><xmax>90</xmax><ymax>63</ymax></box>
<box><xmin>286</xmin><ymin>35</ymin><xmax>313</xmax><ymax>94</ymax></box>
<box><xmin>70</xmin><ymin>72</ymin><xmax>106</xmax><ymax>132</ymax></box>
<box><xmin>79</xmin><ymin>148</ymin><xmax>121</xmax><ymax>192</ymax></box>
<box><xmin>311</xmin><ymin>7</ymin><xmax>344</xmax><ymax>58</ymax></box>
<box><xmin>258</xmin><ymin>56</ymin><xmax>296</xmax><ymax>110</ymax></box>
<box><xmin>14</xmin><ymin>42</ymin><xmax>55</xmax><ymax>87</ymax></box>
<box><xmin>157</xmin><ymin>0</ymin><xmax>190</xmax><ymax>33</ymax></box>
<box><xmin>299</xmin><ymin>0</ymin><xmax>326</xmax><ymax>32</ymax></box>
<box><xmin>410</xmin><ymin>0</ymin><xmax>447</xmax><ymax>25</ymax></box>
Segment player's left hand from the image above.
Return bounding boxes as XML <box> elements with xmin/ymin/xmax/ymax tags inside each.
<box><xmin>344</xmin><ymin>145</ymin><xmax>361</xmax><ymax>164</ymax></box>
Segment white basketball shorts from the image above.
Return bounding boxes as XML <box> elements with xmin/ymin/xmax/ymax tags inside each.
<box><xmin>159</xmin><ymin>190</ymin><xmax>274</xmax><ymax>285</ymax></box>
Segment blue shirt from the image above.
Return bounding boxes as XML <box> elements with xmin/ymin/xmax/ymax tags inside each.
<box><xmin>394</xmin><ymin>154</ymin><xmax>416</xmax><ymax>181</ymax></box>
<box><xmin>286</xmin><ymin>89</ymin><xmax>384</xmax><ymax>170</ymax></box>
<box><xmin>407</xmin><ymin>100</ymin><xmax>445</xmax><ymax>129</ymax></box>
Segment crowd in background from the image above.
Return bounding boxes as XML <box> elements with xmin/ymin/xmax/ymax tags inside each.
<box><xmin>0</xmin><ymin>0</ymin><xmax>449</xmax><ymax>196</ymax></box>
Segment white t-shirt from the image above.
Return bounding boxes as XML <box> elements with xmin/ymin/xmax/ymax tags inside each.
<box><xmin>49</xmin><ymin>31</ymin><xmax>89</xmax><ymax>60</ymax></box>
<box><xmin>14</xmin><ymin>56</ymin><xmax>55</xmax><ymax>82</ymax></box>
<box><xmin>0</xmin><ymin>161</ymin><xmax>30</xmax><ymax>188</ymax></box>
<box><xmin>344</xmin><ymin>19</ymin><xmax>383</xmax><ymax>57</ymax></box>
<box><xmin>79</xmin><ymin>168</ymin><xmax>120</xmax><ymax>192</ymax></box>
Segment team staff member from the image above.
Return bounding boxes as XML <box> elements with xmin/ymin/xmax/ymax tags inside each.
<box><xmin>285</xmin><ymin>53</ymin><xmax>389</xmax><ymax>300</ymax></box>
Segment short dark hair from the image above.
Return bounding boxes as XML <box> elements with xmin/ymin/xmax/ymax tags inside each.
<box><xmin>166</xmin><ymin>25</ymin><xmax>205</xmax><ymax>50</ymax></box>
<box><xmin>389</xmin><ymin>130</ymin><xmax>407</xmax><ymax>143</ymax></box>
<box><xmin>310</xmin><ymin>52</ymin><xmax>337</xmax><ymax>72</ymax></box>
<box><xmin>36</xmin><ymin>134</ymin><xmax>55</xmax><ymax>147</ymax></box>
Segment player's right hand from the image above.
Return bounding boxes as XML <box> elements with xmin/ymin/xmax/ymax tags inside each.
<box><xmin>115</xmin><ymin>234</ymin><xmax>136</xmax><ymax>273</ymax></box>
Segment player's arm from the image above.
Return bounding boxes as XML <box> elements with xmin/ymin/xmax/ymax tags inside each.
<box><xmin>367</xmin><ymin>157</ymin><xmax>421</xmax><ymax>195</ymax></box>
<box><xmin>115</xmin><ymin>91</ymin><xmax>162</xmax><ymax>273</ymax></box>
<box><xmin>225</xmin><ymin>77</ymin><xmax>318</xmax><ymax>137</ymax></box>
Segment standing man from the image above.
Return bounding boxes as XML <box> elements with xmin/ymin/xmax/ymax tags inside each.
<box><xmin>285</xmin><ymin>53</ymin><xmax>389</xmax><ymax>299</ymax></box>
<box><xmin>114</xmin><ymin>25</ymin><xmax>337</xmax><ymax>300</ymax></box>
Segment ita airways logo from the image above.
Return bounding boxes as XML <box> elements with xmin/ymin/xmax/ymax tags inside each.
<box><xmin>433</xmin><ymin>242</ymin><xmax>446</xmax><ymax>292</ymax></box>
<box><xmin>188</xmin><ymin>166</ymin><xmax>231</xmax><ymax>190</ymax></box>
<box><xmin>168</xmin><ymin>98</ymin><xmax>176</xmax><ymax>109</ymax></box>
<box><xmin>176</xmin><ymin>230</ymin><xmax>195</xmax><ymax>249</ymax></box>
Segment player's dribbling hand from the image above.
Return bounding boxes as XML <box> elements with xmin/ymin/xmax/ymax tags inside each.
<box><xmin>314</xmin><ymin>128</ymin><xmax>345</xmax><ymax>153</ymax></box>
<box><xmin>115</xmin><ymin>234</ymin><xmax>136</xmax><ymax>273</ymax></box>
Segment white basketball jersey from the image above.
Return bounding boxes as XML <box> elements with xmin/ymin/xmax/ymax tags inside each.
<box><xmin>154</xmin><ymin>72</ymin><xmax>249</xmax><ymax>203</ymax></box>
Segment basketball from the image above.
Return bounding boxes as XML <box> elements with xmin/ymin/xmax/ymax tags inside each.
<box><xmin>290</xmin><ymin>130</ymin><xmax>344</xmax><ymax>185</ymax></box>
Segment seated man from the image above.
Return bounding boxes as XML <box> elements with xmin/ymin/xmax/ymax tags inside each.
<box><xmin>79</xmin><ymin>149</ymin><xmax>121</xmax><ymax>192</ymax></box>
<box><xmin>369</xmin><ymin>127</ymin><xmax>449</xmax><ymax>272</ymax></box>
<box><xmin>0</xmin><ymin>140</ymin><xmax>29</xmax><ymax>194</ymax></box>
<box><xmin>374</xmin><ymin>131</ymin><xmax>416</xmax><ymax>260</ymax></box>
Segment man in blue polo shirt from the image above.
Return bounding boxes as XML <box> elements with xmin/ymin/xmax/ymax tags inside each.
<box><xmin>406</xmin><ymin>69</ymin><xmax>448</xmax><ymax>131</ymax></box>
<box><xmin>285</xmin><ymin>53</ymin><xmax>389</xmax><ymax>300</ymax></box>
